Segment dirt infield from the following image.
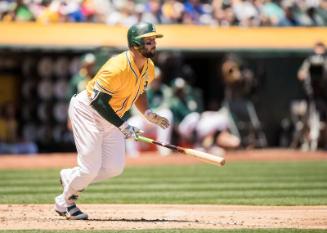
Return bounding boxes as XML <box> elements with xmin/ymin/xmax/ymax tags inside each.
<box><xmin>1</xmin><ymin>204</ymin><xmax>327</xmax><ymax>230</ymax></box>
<box><xmin>0</xmin><ymin>149</ymin><xmax>326</xmax><ymax>230</ymax></box>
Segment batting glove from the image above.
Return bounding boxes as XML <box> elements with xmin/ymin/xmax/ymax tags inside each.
<box><xmin>144</xmin><ymin>110</ymin><xmax>170</xmax><ymax>129</ymax></box>
<box><xmin>119</xmin><ymin>122</ymin><xmax>143</xmax><ymax>139</ymax></box>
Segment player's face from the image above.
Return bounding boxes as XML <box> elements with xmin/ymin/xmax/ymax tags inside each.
<box><xmin>140</xmin><ymin>37</ymin><xmax>157</xmax><ymax>58</ymax></box>
<box><xmin>314</xmin><ymin>45</ymin><xmax>326</xmax><ymax>55</ymax></box>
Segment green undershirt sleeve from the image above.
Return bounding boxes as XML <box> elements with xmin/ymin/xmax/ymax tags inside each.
<box><xmin>90</xmin><ymin>91</ymin><xmax>124</xmax><ymax>127</ymax></box>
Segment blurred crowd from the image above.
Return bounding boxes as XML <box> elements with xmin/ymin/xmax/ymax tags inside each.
<box><xmin>0</xmin><ymin>0</ymin><xmax>326</xmax><ymax>26</ymax></box>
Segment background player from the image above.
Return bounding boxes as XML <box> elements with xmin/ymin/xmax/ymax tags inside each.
<box><xmin>54</xmin><ymin>22</ymin><xmax>169</xmax><ymax>220</ymax></box>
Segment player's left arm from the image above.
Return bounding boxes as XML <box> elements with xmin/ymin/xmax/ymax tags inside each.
<box><xmin>135</xmin><ymin>92</ymin><xmax>170</xmax><ymax>129</ymax></box>
<box><xmin>134</xmin><ymin>92</ymin><xmax>149</xmax><ymax>114</ymax></box>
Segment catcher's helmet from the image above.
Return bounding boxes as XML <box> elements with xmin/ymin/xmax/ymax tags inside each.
<box><xmin>127</xmin><ymin>22</ymin><xmax>163</xmax><ymax>48</ymax></box>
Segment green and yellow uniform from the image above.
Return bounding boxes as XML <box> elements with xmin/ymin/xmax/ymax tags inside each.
<box><xmin>87</xmin><ymin>51</ymin><xmax>155</xmax><ymax>124</ymax></box>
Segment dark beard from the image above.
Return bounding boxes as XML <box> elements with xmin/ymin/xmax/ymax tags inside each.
<box><xmin>139</xmin><ymin>47</ymin><xmax>155</xmax><ymax>58</ymax></box>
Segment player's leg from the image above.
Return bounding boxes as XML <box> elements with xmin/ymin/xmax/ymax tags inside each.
<box><xmin>196</xmin><ymin>110</ymin><xmax>230</xmax><ymax>139</ymax></box>
<box><xmin>55</xmin><ymin>91</ymin><xmax>103</xmax><ymax>219</ymax></box>
<box><xmin>178</xmin><ymin>112</ymin><xmax>200</xmax><ymax>142</ymax></box>
<box><xmin>92</xmin><ymin>125</ymin><xmax>125</xmax><ymax>183</ymax></box>
<box><xmin>196</xmin><ymin>110</ymin><xmax>240</xmax><ymax>151</ymax></box>
<box><xmin>63</xmin><ymin>92</ymin><xmax>103</xmax><ymax>201</ymax></box>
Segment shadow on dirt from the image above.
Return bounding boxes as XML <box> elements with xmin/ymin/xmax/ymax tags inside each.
<box><xmin>88</xmin><ymin>218</ymin><xmax>195</xmax><ymax>223</ymax></box>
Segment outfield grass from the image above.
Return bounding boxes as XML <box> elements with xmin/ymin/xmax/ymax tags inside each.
<box><xmin>0</xmin><ymin>161</ymin><xmax>326</xmax><ymax>205</ymax></box>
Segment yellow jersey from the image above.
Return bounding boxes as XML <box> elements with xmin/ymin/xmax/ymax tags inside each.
<box><xmin>87</xmin><ymin>51</ymin><xmax>155</xmax><ymax>117</ymax></box>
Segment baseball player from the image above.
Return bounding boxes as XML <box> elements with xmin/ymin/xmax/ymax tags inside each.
<box><xmin>54</xmin><ymin>22</ymin><xmax>169</xmax><ymax>220</ymax></box>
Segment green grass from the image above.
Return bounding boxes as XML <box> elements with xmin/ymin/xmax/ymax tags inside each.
<box><xmin>0</xmin><ymin>229</ymin><xmax>326</xmax><ymax>233</ymax></box>
<box><xmin>0</xmin><ymin>161</ymin><xmax>326</xmax><ymax>205</ymax></box>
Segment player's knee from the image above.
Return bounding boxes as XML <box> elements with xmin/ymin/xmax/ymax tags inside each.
<box><xmin>112</xmin><ymin>167</ymin><xmax>124</xmax><ymax>177</ymax></box>
<box><xmin>98</xmin><ymin>168</ymin><xmax>123</xmax><ymax>180</ymax></box>
<box><xmin>80</xmin><ymin>167</ymin><xmax>100</xmax><ymax>182</ymax></box>
<box><xmin>102</xmin><ymin>164</ymin><xmax>125</xmax><ymax>179</ymax></box>
<box><xmin>159</xmin><ymin>108</ymin><xmax>173</xmax><ymax>121</ymax></box>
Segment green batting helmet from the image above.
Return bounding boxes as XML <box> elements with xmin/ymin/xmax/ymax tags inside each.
<box><xmin>127</xmin><ymin>22</ymin><xmax>163</xmax><ymax>48</ymax></box>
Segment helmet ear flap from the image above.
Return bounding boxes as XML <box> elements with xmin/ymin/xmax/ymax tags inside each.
<box><xmin>132</xmin><ymin>38</ymin><xmax>144</xmax><ymax>50</ymax></box>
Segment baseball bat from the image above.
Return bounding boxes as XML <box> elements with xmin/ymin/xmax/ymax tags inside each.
<box><xmin>135</xmin><ymin>135</ymin><xmax>225</xmax><ymax>166</ymax></box>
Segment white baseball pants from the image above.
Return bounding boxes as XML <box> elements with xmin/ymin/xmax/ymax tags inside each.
<box><xmin>178</xmin><ymin>109</ymin><xmax>229</xmax><ymax>140</ymax></box>
<box><xmin>62</xmin><ymin>90</ymin><xmax>125</xmax><ymax>205</ymax></box>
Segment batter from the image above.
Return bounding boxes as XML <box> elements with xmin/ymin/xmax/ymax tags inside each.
<box><xmin>54</xmin><ymin>22</ymin><xmax>169</xmax><ymax>220</ymax></box>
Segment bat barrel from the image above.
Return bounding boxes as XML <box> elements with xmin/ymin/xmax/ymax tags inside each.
<box><xmin>184</xmin><ymin>148</ymin><xmax>225</xmax><ymax>166</ymax></box>
<box><xmin>135</xmin><ymin>136</ymin><xmax>225</xmax><ymax>166</ymax></box>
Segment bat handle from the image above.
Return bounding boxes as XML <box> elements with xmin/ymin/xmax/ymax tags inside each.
<box><xmin>135</xmin><ymin>135</ymin><xmax>153</xmax><ymax>144</ymax></box>
<box><xmin>136</xmin><ymin>136</ymin><xmax>183</xmax><ymax>153</ymax></box>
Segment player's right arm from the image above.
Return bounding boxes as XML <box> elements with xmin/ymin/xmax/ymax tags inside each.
<box><xmin>298</xmin><ymin>59</ymin><xmax>310</xmax><ymax>81</ymax></box>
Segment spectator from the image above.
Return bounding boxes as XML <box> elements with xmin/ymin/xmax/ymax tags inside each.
<box><xmin>60</xmin><ymin>1</ymin><xmax>85</xmax><ymax>22</ymax></box>
<box><xmin>161</xmin><ymin>0</ymin><xmax>184</xmax><ymax>23</ymax></box>
<box><xmin>316</xmin><ymin>0</ymin><xmax>327</xmax><ymax>24</ymax></box>
<box><xmin>233</xmin><ymin>0</ymin><xmax>260</xmax><ymax>26</ymax></box>
<box><xmin>261</xmin><ymin>0</ymin><xmax>285</xmax><ymax>26</ymax></box>
<box><xmin>141</xmin><ymin>0</ymin><xmax>163</xmax><ymax>24</ymax></box>
<box><xmin>36</xmin><ymin>0</ymin><xmax>62</xmax><ymax>24</ymax></box>
<box><xmin>1</xmin><ymin>0</ymin><xmax>34</xmax><ymax>22</ymax></box>
<box><xmin>0</xmin><ymin>0</ymin><xmax>326</xmax><ymax>26</ymax></box>
<box><xmin>81</xmin><ymin>0</ymin><xmax>97</xmax><ymax>22</ymax></box>
<box><xmin>106</xmin><ymin>0</ymin><xmax>138</xmax><ymax>26</ymax></box>
<box><xmin>306</xmin><ymin>7</ymin><xmax>325</xmax><ymax>26</ymax></box>
<box><xmin>278</xmin><ymin>4</ymin><xmax>300</xmax><ymax>26</ymax></box>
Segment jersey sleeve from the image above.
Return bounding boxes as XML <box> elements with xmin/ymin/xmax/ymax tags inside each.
<box><xmin>299</xmin><ymin>59</ymin><xmax>310</xmax><ymax>73</ymax></box>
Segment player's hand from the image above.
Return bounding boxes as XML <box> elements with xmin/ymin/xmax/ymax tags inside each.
<box><xmin>119</xmin><ymin>122</ymin><xmax>143</xmax><ymax>139</ymax></box>
<box><xmin>298</xmin><ymin>71</ymin><xmax>307</xmax><ymax>81</ymax></box>
<box><xmin>144</xmin><ymin>110</ymin><xmax>170</xmax><ymax>129</ymax></box>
